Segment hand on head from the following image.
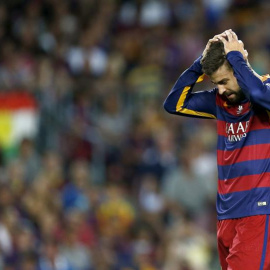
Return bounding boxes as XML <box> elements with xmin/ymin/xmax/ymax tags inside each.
<box><xmin>218</xmin><ymin>29</ymin><xmax>248</xmax><ymax>60</ymax></box>
<box><xmin>202</xmin><ymin>31</ymin><xmax>227</xmax><ymax>59</ymax></box>
<box><xmin>202</xmin><ymin>29</ymin><xmax>248</xmax><ymax>61</ymax></box>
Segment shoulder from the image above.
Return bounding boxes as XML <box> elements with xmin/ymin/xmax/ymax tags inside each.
<box><xmin>262</xmin><ymin>74</ymin><xmax>270</xmax><ymax>84</ymax></box>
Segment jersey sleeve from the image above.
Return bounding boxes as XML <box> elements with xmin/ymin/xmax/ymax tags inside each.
<box><xmin>163</xmin><ymin>57</ymin><xmax>217</xmax><ymax>119</ymax></box>
<box><xmin>227</xmin><ymin>51</ymin><xmax>270</xmax><ymax>109</ymax></box>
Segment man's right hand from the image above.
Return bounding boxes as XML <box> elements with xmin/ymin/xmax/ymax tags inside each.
<box><xmin>218</xmin><ymin>29</ymin><xmax>248</xmax><ymax>61</ymax></box>
<box><xmin>202</xmin><ymin>31</ymin><xmax>228</xmax><ymax>59</ymax></box>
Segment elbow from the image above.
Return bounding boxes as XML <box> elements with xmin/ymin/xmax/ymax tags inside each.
<box><xmin>249</xmin><ymin>87</ymin><xmax>265</xmax><ymax>104</ymax></box>
<box><xmin>163</xmin><ymin>99</ymin><xmax>176</xmax><ymax>114</ymax></box>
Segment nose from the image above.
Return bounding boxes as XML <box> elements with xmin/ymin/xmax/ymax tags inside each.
<box><xmin>218</xmin><ymin>85</ymin><xmax>226</xmax><ymax>95</ymax></box>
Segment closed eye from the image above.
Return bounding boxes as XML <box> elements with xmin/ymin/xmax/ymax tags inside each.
<box><xmin>211</xmin><ymin>79</ymin><xmax>229</xmax><ymax>85</ymax></box>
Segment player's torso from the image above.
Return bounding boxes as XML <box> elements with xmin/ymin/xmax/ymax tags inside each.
<box><xmin>216</xmin><ymin>95</ymin><xmax>270</xmax><ymax>165</ymax></box>
<box><xmin>215</xmin><ymin>94</ymin><xmax>270</xmax><ymax>219</ymax></box>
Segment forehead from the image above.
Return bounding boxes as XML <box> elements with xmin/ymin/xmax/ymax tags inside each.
<box><xmin>210</xmin><ymin>63</ymin><xmax>233</xmax><ymax>83</ymax></box>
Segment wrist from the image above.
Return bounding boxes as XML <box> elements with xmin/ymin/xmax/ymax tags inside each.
<box><xmin>227</xmin><ymin>51</ymin><xmax>244</xmax><ymax>59</ymax></box>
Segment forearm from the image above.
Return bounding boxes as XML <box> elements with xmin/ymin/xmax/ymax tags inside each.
<box><xmin>227</xmin><ymin>51</ymin><xmax>270</xmax><ymax>109</ymax></box>
<box><xmin>163</xmin><ymin>57</ymin><xmax>216</xmax><ymax>119</ymax></box>
<box><xmin>163</xmin><ymin>57</ymin><xmax>203</xmax><ymax>113</ymax></box>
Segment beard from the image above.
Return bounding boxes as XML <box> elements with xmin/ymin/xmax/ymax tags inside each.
<box><xmin>224</xmin><ymin>88</ymin><xmax>246</xmax><ymax>104</ymax></box>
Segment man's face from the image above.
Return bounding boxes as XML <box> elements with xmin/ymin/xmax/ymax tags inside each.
<box><xmin>210</xmin><ymin>63</ymin><xmax>245</xmax><ymax>104</ymax></box>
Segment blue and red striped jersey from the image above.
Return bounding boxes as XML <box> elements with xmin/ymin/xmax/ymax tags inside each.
<box><xmin>164</xmin><ymin>51</ymin><xmax>270</xmax><ymax>220</ymax></box>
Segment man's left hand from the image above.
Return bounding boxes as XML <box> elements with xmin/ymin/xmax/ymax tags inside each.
<box><xmin>218</xmin><ymin>29</ymin><xmax>248</xmax><ymax>60</ymax></box>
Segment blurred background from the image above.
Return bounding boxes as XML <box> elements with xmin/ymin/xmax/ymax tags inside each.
<box><xmin>0</xmin><ymin>0</ymin><xmax>269</xmax><ymax>269</ymax></box>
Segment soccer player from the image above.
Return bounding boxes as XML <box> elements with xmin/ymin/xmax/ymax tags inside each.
<box><xmin>163</xmin><ymin>29</ymin><xmax>270</xmax><ymax>269</ymax></box>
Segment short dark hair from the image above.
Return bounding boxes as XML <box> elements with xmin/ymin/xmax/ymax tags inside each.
<box><xmin>201</xmin><ymin>41</ymin><xmax>231</xmax><ymax>76</ymax></box>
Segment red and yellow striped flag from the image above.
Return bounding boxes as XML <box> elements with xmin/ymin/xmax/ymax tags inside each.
<box><xmin>0</xmin><ymin>91</ymin><xmax>38</xmax><ymax>156</ymax></box>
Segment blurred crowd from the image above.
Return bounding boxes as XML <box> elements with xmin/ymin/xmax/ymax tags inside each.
<box><xmin>0</xmin><ymin>0</ymin><xmax>269</xmax><ymax>269</ymax></box>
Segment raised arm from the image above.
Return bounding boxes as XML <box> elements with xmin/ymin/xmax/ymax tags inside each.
<box><xmin>219</xmin><ymin>30</ymin><xmax>270</xmax><ymax>109</ymax></box>
<box><xmin>163</xmin><ymin>57</ymin><xmax>217</xmax><ymax>119</ymax></box>
<box><xmin>163</xmin><ymin>36</ymin><xmax>222</xmax><ymax>119</ymax></box>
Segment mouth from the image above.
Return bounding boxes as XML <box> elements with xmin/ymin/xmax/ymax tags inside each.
<box><xmin>225</xmin><ymin>92</ymin><xmax>236</xmax><ymax>100</ymax></box>
<box><xmin>223</xmin><ymin>88</ymin><xmax>245</xmax><ymax>104</ymax></box>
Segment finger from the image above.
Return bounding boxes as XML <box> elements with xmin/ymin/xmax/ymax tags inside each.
<box><xmin>209</xmin><ymin>38</ymin><xmax>218</xmax><ymax>43</ymax></box>
<box><xmin>218</xmin><ymin>36</ymin><xmax>227</xmax><ymax>44</ymax></box>
<box><xmin>209</xmin><ymin>34</ymin><xmax>225</xmax><ymax>44</ymax></box>
<box><xmin>219</xmin><ymin>30</ymin><xmax>228</xmax><ymax>36</ymax></box>
<box><xmin>214</xmin><ymin>33</ymin><xmax>226</xmax><ymax>39</ymax></box>
<box><xmin>238</xmin><ymin>40</ymin><xmax>244</xmax><ymax>48</ymax></box>
<box><xmin>208</xmin><ymin>32</ymin><xmax>227</xmax><ymax>45</ymax></box>
<box><xmin>230</xmin><ymin>30</ymin><xmax>238</xmax><ymax>40</ymax></box>
<box><xmin>209</xmin><ymin>36</ymin><xmax>220</xmax><ymax>43</ymax></box>
<box><xmin>244</xmin><ymin>49</ymin><xmax>248</xmax><ymax>57</ymax></box>
<box><xmin>226</xmin><ymin>30</ymin><xmax>233</xmax><ymax>42</ymax></box>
